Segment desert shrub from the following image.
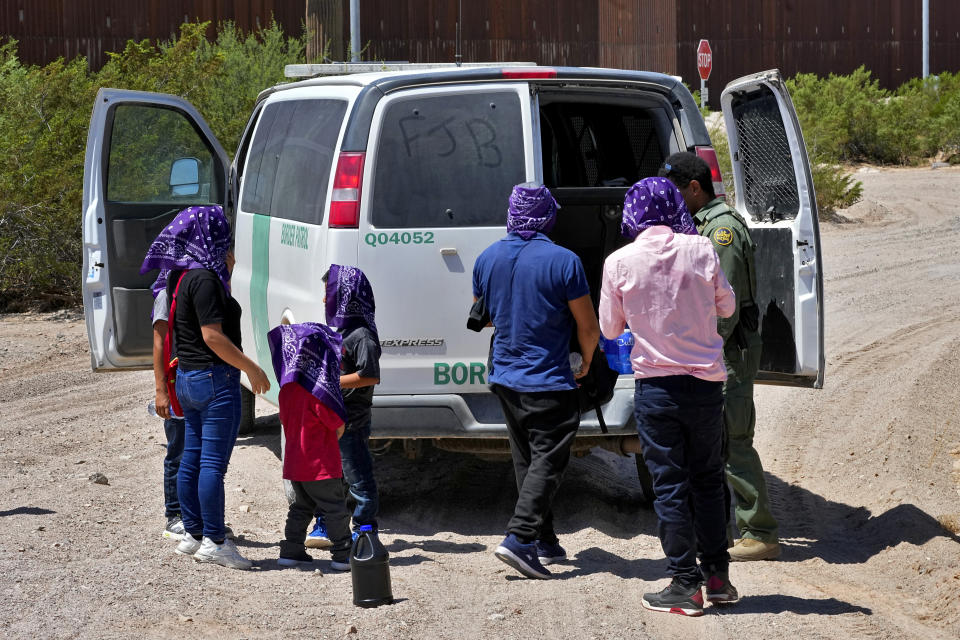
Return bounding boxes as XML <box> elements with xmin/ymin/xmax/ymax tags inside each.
<box><xmin>811</xmin><ymin>163</ymin><xmax>863</xmax><ymax>216</ymax></box>
<box><xmin>0</xmin><ymin>21</ymin><xmax>310</xmax><ymax>307</ymax></box>
<box><xmin>787</xmin><ymin>66</ymin><xmax>889</xmax><ymax>163</ymax></box>
<box><xmin>0</xmin><ymin>43</ymin><xmax>96</xmax><ymax>305</ymax></box>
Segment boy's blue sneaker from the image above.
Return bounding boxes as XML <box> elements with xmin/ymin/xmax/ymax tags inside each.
<box><xmin>534</xmin><ymin>539</ymin><xmax>567</xmax><ymax>565</ymax></box>
<box><xmin>494</xmin><ymin>533</ymin><xmax>552</xmax><ymax>579</ymax></box>
<box><xmin>305</xmin><ymin>516</ymin><xmax>333</xmax><ymax>549</ymax></box>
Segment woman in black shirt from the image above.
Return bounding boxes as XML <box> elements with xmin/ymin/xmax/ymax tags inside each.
<box><xmin>142</xmin><ymin>206</ymin><xmax>269</xmax><ymax>570</ymax></box>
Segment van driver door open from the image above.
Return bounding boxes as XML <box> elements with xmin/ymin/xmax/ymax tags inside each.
<box><xmin>81</xmin><ymin>89</ymin><xmax>228</xmax><ymax>371</ymax></box>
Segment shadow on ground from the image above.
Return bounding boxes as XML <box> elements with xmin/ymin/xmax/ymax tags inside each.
<box><xmin>769</xmin><ymin>474</ymin><xmax>960</xmax><ymax>563</ymax></box>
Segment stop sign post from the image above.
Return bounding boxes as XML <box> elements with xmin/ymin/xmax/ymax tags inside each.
<box><xmin>697</xmin><ymin>39</ymin><xmax>712</xmax><ymax>109</ymax></box>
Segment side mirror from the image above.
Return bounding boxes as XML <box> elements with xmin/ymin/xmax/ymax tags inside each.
<box><xmin>169</xmin><ymin>157</ymin><xmax>201</xmax><ymax>196</ymax></box>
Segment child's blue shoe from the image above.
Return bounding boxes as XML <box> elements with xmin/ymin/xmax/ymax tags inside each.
<box><xmin>305</xmin><ymin>515</ymin><xmax>333</xmax><ymax>549</ymax></box>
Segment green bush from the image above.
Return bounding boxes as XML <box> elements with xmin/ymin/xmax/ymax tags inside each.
<box><xmin>0</xmin><ymin>42</ymin><xmax>95</xmax><ymax>307</ymax></box>
<box><xmin>0</xmin><ymin>21</ymin><xmax>310</xmax><ymax>308</ymax></box>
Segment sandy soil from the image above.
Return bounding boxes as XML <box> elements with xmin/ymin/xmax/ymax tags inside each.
<box><xmin>1</xmin><ymin>165</ymin><xmax>959</xmax><ymax>639</ymax></box>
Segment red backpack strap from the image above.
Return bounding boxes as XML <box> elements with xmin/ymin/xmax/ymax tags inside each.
<box><xmin>163</xmin><ymin>273</ymin><xmax>189</xmax><ymax>418</ymax></box>
<box><xmin>163</xmin><ymin>272</ymin><xmax>188</xmax><ymax>363</ymax></box>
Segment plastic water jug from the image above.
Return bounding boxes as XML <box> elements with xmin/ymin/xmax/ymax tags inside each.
<box><xmin>350</xmin><ymin>525</ymin><xmax>393</xmax><ymax>608</ymax></box>
<box><xmin>616</xmin><ymin>330</ymin><xmax>634</xmax><ymax>375</ymax></box>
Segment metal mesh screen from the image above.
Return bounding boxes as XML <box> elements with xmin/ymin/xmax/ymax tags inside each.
<box><xmin>733</xmin><ymin>92</ymin><xmax>799</xmax><ymax>219</ymax></box>
<box><xmin>622</xmin><ymin>114</ymin><xmax>662</xmax><ymax>179</ymax></box>
<box><xmin>572</xmin><ymin>115</ymin><xmax>599</xmax><ymax>186</ymax></box>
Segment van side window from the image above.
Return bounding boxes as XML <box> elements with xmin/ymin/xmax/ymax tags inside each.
<box><xmin>371</xmin><ymin>92</ymin><xmax>525</xmax><ymax>228</ymax></box>
<box><xmin>106</xmin><ymin>105</ymin><xmax>220</xmax><ymax>203</ymax></box>
<box><xmin>240</xmin><ymin>99</ymin><xmax>348</xmax><ymax>224</ymax></box>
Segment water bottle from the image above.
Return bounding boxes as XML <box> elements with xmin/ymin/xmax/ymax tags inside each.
<box><xmin>147</xmin><ymin>400</ymin><xmax>159</xmax><ymax>418</ymax></box>
<box><xmin>616</xmin><ymin>330</ymin><xmax>634</xmax><ymax>375</ymax></box>
<box><xmin>350</xmin><ymin>525</ymin><xmax>393</xmax><ymax>608</ymax></box>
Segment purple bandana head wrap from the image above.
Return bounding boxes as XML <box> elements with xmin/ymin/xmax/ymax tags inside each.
<box><xmin>620</xmin><ymin>177</ymin><xmax>698</xmax><ymax>239</ymax></box>
<box><xmin>267</xmin><ymin>322</ymin><xmax>346</xmax><ymax>424</ymax></box>
<box><xmin>324</xmin><ymin>264</ymin><xmax>378</xmax><ymax>342</ymax></box>
<box><xmin>506</xmin><ymin>183</ymin><xmax>560</xmax><ymax>239</ymax></box>
<box><xmin>140</xmin><ymin>205</ymin><xmax>232</xmax><ymax>299</ymax></box>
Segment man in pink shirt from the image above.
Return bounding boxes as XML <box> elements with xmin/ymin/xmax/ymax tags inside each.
<box><xmin>599</xmin><ymin>177</ymin><xmax>738</xmax><ymax>616</ymax></box>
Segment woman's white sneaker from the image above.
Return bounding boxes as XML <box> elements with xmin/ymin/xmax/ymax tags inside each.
<box><xmin>175</xmin><ymin>532</ymin><xmax>202</xmax><ymax>556</ymax></box>
<box><xmin>194</xmin><ymin>537</ymin><xmax>252</xmax><ymax>570</ymax></box>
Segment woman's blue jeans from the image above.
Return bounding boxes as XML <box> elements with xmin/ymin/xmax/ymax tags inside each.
<box><xmin>175</xmin><ymin>364</ymin><xmax>241</xmax><ymax>540</ymax></box>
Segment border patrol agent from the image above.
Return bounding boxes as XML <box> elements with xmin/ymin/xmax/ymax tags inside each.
<box><xmin>659</xmin><ymin>152</ymin><xmax>781</xmax><ymax>562</ymax></box>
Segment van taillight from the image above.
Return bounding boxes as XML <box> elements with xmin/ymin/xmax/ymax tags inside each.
<box><xmin>330</xmin><ymin>152</ymin><xmax>365</xmax><ymax>228</ymax></box>
<box><xmin>501</xmin><ymin>68</ymin><xmax>557</xmax><ymax>79</ymax></box>
<box><xmin>695</xmin><ymin>146</ymin><xmax>726</xmax><ymax>198</ymax></box>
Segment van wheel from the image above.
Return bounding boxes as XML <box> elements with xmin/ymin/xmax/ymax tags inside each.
<box><xmin>238</xmin><ymin>386</ymin><xmax>256</xmax><ymax>435</ymax></box>
<box><xmin>635</xmin><ymin>452</ymin><xmax>655</xmax><ymax>506</ymax></box>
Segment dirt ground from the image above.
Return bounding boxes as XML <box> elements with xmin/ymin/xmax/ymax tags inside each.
<box><xmin>2</xmin><ymin>165</ymin><xmax>960</xmax><ymax>639</ymax></box>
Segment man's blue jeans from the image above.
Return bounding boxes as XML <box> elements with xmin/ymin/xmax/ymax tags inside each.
<box><xmin>176</xmin><ymin>364</ymin><xmax>241</xmax><ymax>541</ymax></box>
<box><xmin>339</xmin><ymin>416</ymin><xmax>378</xmax><ymax>528</ymax></box>
<box><xmin>163</xmin><ymin>417</ymin><xmax>185</xmax><ymax>518</ymax></box>
<box><xmin>634</xmin><ymin>375</ymin><xmax>729</xmax><ymax>585</ymax></box>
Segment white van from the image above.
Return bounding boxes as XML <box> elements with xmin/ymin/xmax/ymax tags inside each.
<box><xmin>81</xmin><ymin>65</ymin><xmax>823</xmax><ymax>491</ymax></box>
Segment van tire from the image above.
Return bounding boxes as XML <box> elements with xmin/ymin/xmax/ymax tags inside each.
<box><xmin>238</xmin><ymin>386</ymin><xmax>256</xmax><ymax>435</ymax></box>
<box><xmin>635</xmin><ymin>452</ymin><xmax>655</xmax><ymax>505</ymax></box>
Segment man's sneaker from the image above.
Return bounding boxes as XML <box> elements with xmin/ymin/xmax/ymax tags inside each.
<box><xmin>329</xmin><ymin>559</ymin><xmax>351</xmax><ymax>572</ymax></box>
<box><xmin>194</xmin><ymin>537</ymin><xmax>253</xmax><ymax>570</ymax></box>
<box><xmin>641</xmin><ymin>578</ymin><xmax>704</xmax><ymax>616</ymax></box>
<box><xmin>534</xmin><ymin>539</ymin><xmax>567</xmax><ymax>565</ymax></box>
<box><xmin>175</xmin><ymin>532</ymin><xmax>202</xmax><ymax>556</ymax></box>
<box><xmin>703</xmin><ymin>571</ymin><xmax>740</xmax><ymax>604</ymax></box>
<box><xmin>494</xmin><ymin>534</ymin><xmax>552</xmax><ymax>579</ymax></box>
<box><xmin>163</xmin><ymin>517</ymin><xmax>185</xmax><ymax>541</ymax></box>
<box><xmin>305</xmin><ymin>516</ymin><xmax>333</xmax><ymax>549</ymax></box>
<box><xmin>729</xmin><ymin>538</ymin><xmax>781</xmax><ymax>562</ymax></box>
<box><xmin>278</xmin><ymin>547</ymin><xmax>315</xmax><ymax>569</ymax></box>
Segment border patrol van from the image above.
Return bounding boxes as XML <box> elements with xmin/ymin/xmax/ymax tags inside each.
<box><xmin>81</xmin><ymin>64</ymin><xmax>823</xmax><ymax>491</ymax></box>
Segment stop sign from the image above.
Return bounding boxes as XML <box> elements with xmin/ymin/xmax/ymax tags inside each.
<box><xmin>697</xmin><ymin>39</ymin><xmax>713</xmax><ymax>81</ymax></box>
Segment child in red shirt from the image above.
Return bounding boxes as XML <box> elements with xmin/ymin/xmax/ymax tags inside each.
<box><xmin>268</xmin><ymin>323</ymin><xmax>352</xmax><ymax>570</ymax></box>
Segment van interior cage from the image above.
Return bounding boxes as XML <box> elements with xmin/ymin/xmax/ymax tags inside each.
<box><xmin>732</xmin><ymin>91</ymin><xmax>801</xmax><ymax>223</ymax></box>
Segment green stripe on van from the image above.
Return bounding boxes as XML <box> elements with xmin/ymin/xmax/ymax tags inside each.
<box><xmin>250</xmin><ymin>213</ymin><xmax>279</xmax><ymax>404</ymax></box>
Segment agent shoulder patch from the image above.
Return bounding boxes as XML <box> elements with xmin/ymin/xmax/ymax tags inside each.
<box><xmin>712</xmin><ymin>226</ymin><xmax>734</xmax><ymax>246</ymax></box>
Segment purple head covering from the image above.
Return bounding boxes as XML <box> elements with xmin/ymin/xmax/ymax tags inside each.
<box><xmin>140</xmin><ymin>205</ymin><xmax>232</xmax><ymax>298</ymax></box>
<box><xmin>324</xmin><ymin>264</ymin><xmax>378</xmax><ymax>342</ymax></box>
<box><xmin>268</xmin><ymin>322</ymin><xmax>346</xmax><ymax>424</ymax></box>
<box><xmin>621</xmin><ymin>177</ymin><xmax>698</xmax><ymax>239</ymax></box>
<box><xmin>506</xmin><ymin>183</ymin><xmax>560</xmax><ymax>239</ymax></box>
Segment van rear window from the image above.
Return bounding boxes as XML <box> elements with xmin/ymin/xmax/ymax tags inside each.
<box><xmin>241</xmin><ymin>99</ymin><xmax>347</xmax><ymax>224</ymax></box>
<box><xmin>371</xmin><ymin>92</ymin><xmax>525</xmax><ymax>228</ymax></box>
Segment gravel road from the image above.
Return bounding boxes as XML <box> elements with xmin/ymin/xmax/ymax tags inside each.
<box><xmin>1</xmin><ymin>166</ymin><xmax>959</xmax><ymax>639</ymax></box>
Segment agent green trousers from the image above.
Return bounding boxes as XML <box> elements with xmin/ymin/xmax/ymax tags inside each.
<box><xmin>723</xmin><ymin>343</ymin><xmax>779</xmax><ymax>543</ymax></box>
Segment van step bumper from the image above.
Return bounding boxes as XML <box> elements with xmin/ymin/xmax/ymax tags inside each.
<box><xmin>370</xmin><ymin>387</ymin><xmax>636</xmax><ymax>438</ymax></box>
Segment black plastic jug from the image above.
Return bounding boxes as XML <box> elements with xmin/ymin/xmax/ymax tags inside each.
<box><xmin>350</xmin><ymin>525</ymin><xmax>393</xmax><ymax>608</ymax></box>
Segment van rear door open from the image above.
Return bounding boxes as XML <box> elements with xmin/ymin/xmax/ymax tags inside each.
<box><xmin>81</xmin><ymin>89</ymin><xmax>228</xmax><ymax>371</ymax></box>
<box><xmin>721</xmin><ymin>70</ymin><xmax>825</xmax><ymax>388</ymax></box>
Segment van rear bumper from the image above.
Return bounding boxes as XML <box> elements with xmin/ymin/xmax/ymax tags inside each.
<box><xmin>370</xmin><ymin>386</ymin><xmax>637</xmax><ymax>438</ymax></box>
